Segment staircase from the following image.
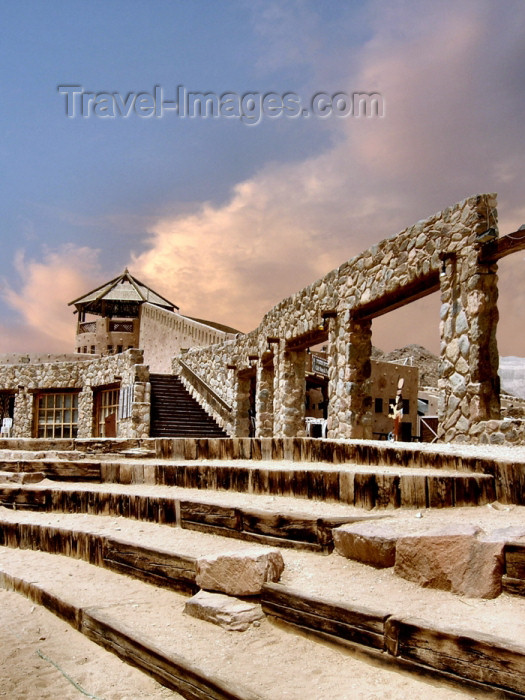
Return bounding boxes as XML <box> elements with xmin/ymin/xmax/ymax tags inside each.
<box><xmin>149</xmin><ymin>373</ymin><xmax>228</xmax><ymax>438</ymax></box>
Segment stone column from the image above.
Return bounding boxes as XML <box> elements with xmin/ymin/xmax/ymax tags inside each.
<box><xmin>255</xmin><ymin>358</ymin><xmax>274</xmax><ymax>437</ymax></box>
<box><xmin>273</xmin><ymin>340</ymin><xmax>306</xmax><ymax>437</ymax></box>
<box><xmin>327</xmin><ymin>313</ymin><xmax>372</xmax><ymax>439</ymax></box>
<box><xmin>77</xmin><ymin>386</ymin><xmax>94</xmax><ymax>438</ymax></box>
<box><xmin>12</xmin><ymin>388</ymin><xmax>32</xmax><ymax>438</ymax></box>
<box><xmin>233</xmin><ymin>372</ymin><xmax>252</xmax><ymax>437</ymax></box>
<box><xmin>438</xmin><ymin>250</ymin><xmax>500</xmax><ymax>442</ymax></box>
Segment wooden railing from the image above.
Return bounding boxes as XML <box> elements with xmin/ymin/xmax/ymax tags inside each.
<box><xmin>178</xmin><ymin>360</ymin><xmax>232</xmax><ymax>424</ymax></box>
<box><xmin>109</xmin><ymin>321</ymin><xmax>134</xmax><ymax>333</ymax></box>
<box><xmin>79</xmin><ymin>321</ymin><xmax>97</xmax><ymax>334</ymax></box>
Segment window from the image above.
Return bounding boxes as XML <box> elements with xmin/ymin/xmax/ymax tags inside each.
<box><xmin>403</xmin><ymin>399</ymin><xmax>410</xmax><ymax>414</ymax></box>
<box><xmin>90</xmin><ymin>345</ymin><xmax>96</xmax><ymax>354</ymax></box>
<box><xmin>95</xmin><ymin>387</ymin><xmax>120</xmax><ymax>437</ymax></box>
<box><xmin>374</xmin><ymin>398</ymin><xmax>383</xmax><ymax>413</ymax></box>
<box><xmin>116</xmin><ymin>344</ymin><xmax>123</xmax><ymax>354</ymax></box>
<box><xmin>107</xmin><ymin>345</ymin><xmax>113</xmax><ymax>354</ymax></box>
<box><xmin>36</xmin><ymin>392</ymin><xmax>79</xmax><ymax>438</ymax></box>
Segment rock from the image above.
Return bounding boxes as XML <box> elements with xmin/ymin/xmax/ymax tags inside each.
<box><xmin>196</xmin><ymin>548</ymin><xmax>284</xmax><ymax>596</ymax></box>
<box><xmin>394</xmin><ymin>525</ymin><xmax>505</xmax><ymax>599</ymax></box>
<box><xmin>184</xmin><ymin>590</ymin><xmax>264</xmax><ymax>631</ymax></box>
<box><xmin>333</xmin><ymin>521</ymin><xmax>397</xmax><ymax>568</ymax></box>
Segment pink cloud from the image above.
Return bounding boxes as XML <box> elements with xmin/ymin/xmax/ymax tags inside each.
<box><xmin>1</xmin><ymin>245</ymin><xmax>100</xmax><ymax>353</ymax></box>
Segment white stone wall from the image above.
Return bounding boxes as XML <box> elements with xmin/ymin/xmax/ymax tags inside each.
<box><xmin>140</xmin><ymin>303</ymin><xmax>236</xmax><ymax>373</ymax></box>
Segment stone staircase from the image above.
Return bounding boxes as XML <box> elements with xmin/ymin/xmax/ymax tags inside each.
<box><xmin>149</xmin><ymin>374</ymin><xmax>228</xmax><ymax>438</ymax></box>
<box><xmin>1</xmin><ymin>438</ymin><xmax>525</xmax><ymax>698</ymax></box>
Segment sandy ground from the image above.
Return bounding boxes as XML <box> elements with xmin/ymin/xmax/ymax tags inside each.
<box><xmin>0</xmin><ymin>588</ymin><xmax>181</xmax><ymax>699</ymax></box>
<box><xmin>0</xmin><ymin>548</ymin><xmax>479</xmax><ymax>700</ymax></box>
<box><xmin>1</xmin><ymin>500</ymin><xmax>525</xmax><ymax>698</ymax></box>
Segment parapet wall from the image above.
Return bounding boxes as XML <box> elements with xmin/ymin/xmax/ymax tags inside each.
<box><xmin>140</xmin><ymin>303</ymin><xmax>236</xmax><ymax>373</ymax></box>
<box><xmin>178</xmin><ymin>194</ymin><xmax>511</xmax><ymax>444</ymax></box>
<box><xmin>0</xmin><ymin>350</ymin><xmax>150</xmax><ymax>439</ymax></box>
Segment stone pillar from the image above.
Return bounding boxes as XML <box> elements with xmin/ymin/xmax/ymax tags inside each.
<box><xmin>233</xmin><ymin>372</ymin><xmax>252</xmax><ymax>437</ymax></box>
<box><xmin>438</xmin><ymin>251</ymin><xmax>500</xmax><ymax>442</ymax></box>
<box><xmin>273</xmin><ymin>340</ymin><xmax>306</xmax><ymax>437</ymax></box>
<box><xmin>255</xmin><ymin>358</ymin><xmax>274</xmax><ymax>437</ymax></box>
<box><xmin>12</xmin><ymin>389</ymin><xmax>32</xmax><ymax>438</ymax></box>
<box><xmin>77</xmin><ymin>386</ymin><xmax>94</xmax><ymax>438</ymax></box>
<box><xmin>327</xmin><ymin>314</ymin><xmax>372</xmax><ymax>439</ymax></box>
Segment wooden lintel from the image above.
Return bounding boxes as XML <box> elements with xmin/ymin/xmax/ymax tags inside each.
<box><xmin>353</xmin><ymin>272</ymin><xmax>440</xmax><ymax>321</ymax></box>
<box><xmin>479</xmin><ymin>229</ymin><xmax>525</xmax><ymax>264</ymax></box>
<box><xmin>248</xmin><ymin>355</ymin><xmax>259</xmax><ymax>362</ymax></box>
<box><xmin>226</xmin><ymin>364</ymin><xmax>236</xmax><ymax>370</ymax></box>
<box><xmin>286</xmin><ymin>328</ymin><xmax>329</xmax><ymax>352</ymax></box>
<box><xmin>321</xmin><ymin>310</ymin><xmax>337</xmax><ymax>319</ymax></box>
<box><xmin>266</xmin><ymin>337</ymin><xmax>280</xmax><ymax>344</ymax></box>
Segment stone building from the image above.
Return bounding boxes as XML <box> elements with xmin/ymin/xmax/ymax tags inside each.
<box><xmin>69</xmin><ymin>269</ymin><xmax>239</xmax><ymax>373</ymax></box>
<box><xmin>0</xmin><ymin>271</ymin><xmax>238</xmax><ymax>439</ymax></box>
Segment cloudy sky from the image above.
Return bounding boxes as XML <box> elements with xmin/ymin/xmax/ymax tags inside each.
<box><xmin>1</xmin><ymin>0</ymin><xmax>524</xmax><ymax>356</ymax></box>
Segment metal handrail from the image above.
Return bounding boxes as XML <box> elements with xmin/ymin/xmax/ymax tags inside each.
<box><xmin>178</xmin><ymin>360</ymin><xmax>232</xmax><ymax>415</ymax></box>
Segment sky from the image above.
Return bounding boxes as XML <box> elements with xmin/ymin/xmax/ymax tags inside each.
<box><xmin>1</xmin><ymin>0</ymin><xmax>524</xmax><ymax>357</ymax></box>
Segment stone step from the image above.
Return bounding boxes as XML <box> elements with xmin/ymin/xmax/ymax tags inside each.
<box><xmin>150</xmin><ymin>374</ymin><xmax>228</xmax><ymax>439</ymax></box>
<box><xmin>1</xmin><ymin>524</ymin><xmax>525</xmax><ymax>698</ymax></box>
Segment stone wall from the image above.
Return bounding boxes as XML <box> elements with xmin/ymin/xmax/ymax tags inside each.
<box><xmin>0</xmin><ymin>350</ymin><xmax>149</xmax><ymax>439</ymax></box>
<box><xmin>178</xmin><ymin>194</ymin><xmax>512</xmax><ymax>444</ymax></box>
<box><xmin>140</xmin><ymin>303</ymin><xmax>237</xmax><ymax>373</ymax></box>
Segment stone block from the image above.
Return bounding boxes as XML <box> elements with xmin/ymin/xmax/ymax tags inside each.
<box><xmin>184</xmin><ymin>590</ymin><xmax>264</xmax><ymax>631</ymax></box>
<box><xmin>333</xmin><ymin>521</ymin><xmax>397</xmax><ymax>568</ymax></box>
<box><xmin>196</xmin><ymin>547</ymin><xmax>284</xmax><ymax>596</ymax></box>
<box><xmin>394</xmin><ymin>524</ymin><xmax>505</xmax><ymax>598</ymax></box>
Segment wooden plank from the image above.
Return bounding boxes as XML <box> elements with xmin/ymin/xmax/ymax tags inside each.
<box><xmin>494</xmin><ymin>461</ymin><xmax>525</xmax><ymax>505</ymax></box>
<box><xmin>241</xmin><ymin>509</ymin><xmax>320</xmax><ymax>544</ymax></box>
<box><xmin>375</xmin><ymin>474</ymin><xmax>400</xmax><ymax>509</ymax></box>
<box><xmin>385</xmin><ymin>615</ymin><xmax>525</xmax><ymax>695</ymax></box>
<box><xmin>502</xmin><ymin>576</ymin><xmax>525</xmax><ymax>597</ymax></box>
<box><xmin>0</xmin><ymin>487</ymin><xmax>47</xmax><ymax>510</ymax></box>
<box><xmin>353</xmin><ymin>473</ymin><xmax>377</xmax><ymax>510</ymax></box>
<box><xmin>262</xmin><ymin>582</ymin><xmax>387</xmax><ymax>649</ymax></box>
<box><xmin>307</xmin><ymin>470</ymin><xmax>340</xmax><ymax>502</ymax></box>
<box><xmin>427</xmin><ymin>476</ymin><xmax>454</xmax><ymax>508</ymax></box>
<box><xmin>238</xmin><ymin>529</ymin><xmax>324</xmax><ymax>552</ymax></box>
<box><xmin>454</xmin><ymin>474</ymin><xmax>495</xmax><ymax>507</ymax></box>
<box><xmin>179</xmin><ymin>501</ymin><xmax>241</xmax><ymax>531</ymax></box>
<box><xmin>82</xmin><ymin>608</ymin><xmax>260</xmax><ymax>700</ymax></box>
<box><xmin>40</xmin><ymin>460</ymin><xmax>102</xmax><ymax>482</ymax></box>
<box><xmin>505</xmin><ymin>542</ymin><xmax>525</xmax><ymax>580</ymax></box>
<box><xmin>103</xmin><ymin>538</ymin><xmax>197</xmax><ymax>593</ymax></box>
<box><xmin>339</xmin><ymin>472</ymin><xmax>354</xmax><ymax>505</ymax></box>
<box><xmin>399</xmin><ymin>475</ymin><xmax>427</xmax><ymax>508</ymax></box>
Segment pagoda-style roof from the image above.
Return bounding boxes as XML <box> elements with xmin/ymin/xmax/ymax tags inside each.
<box><xmin>69</xmin><ymin>269</ymin><xmax>178</xmax><ymax>317</ymax></box>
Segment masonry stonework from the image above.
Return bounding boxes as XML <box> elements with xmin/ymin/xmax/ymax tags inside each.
<box><xmin>177</xmin><ymin>194</ymin><xmax>519</xmax><ymax>444</ymax></box>
<box><xmin>0</xmin><ymin>350</ymin><xmax>150</xmax><ymax>439</ymax></box>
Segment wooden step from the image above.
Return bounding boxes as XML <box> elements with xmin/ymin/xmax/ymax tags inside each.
<box><xmin>1</xmin><ymin>540</ymin><xmax>525</xmax><ymax>698</ymax></box>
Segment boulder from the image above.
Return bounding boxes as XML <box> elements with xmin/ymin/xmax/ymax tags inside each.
<box><xmin>184</xmin><ymin>590</ymin><xmax>264</xmax><ymax>631</ymax></box>
<box><xmin>333</xmin><ymin>521</ymin><xmax>397</xmax><ymax>568</ymax></box>
<box><xmin>394</xmin><ymin>524</ymin><xmax>505</xmax><ymax>598</ymax></box>
<box><xmin>196</xmin><ymin>547</ymin><xmax>284</xmax><ymax>596</ymax></box>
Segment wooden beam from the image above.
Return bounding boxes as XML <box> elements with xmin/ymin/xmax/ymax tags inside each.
<box><xmin>479</xmin><ymin>229</ymin><xmax>525</xmax><ymax>264</ymax></box>
<box><xmin>286</xmin><ymin>328</ymin><xmax>328</xmax><ymax>352</ymax></box>
<box><xmin>353</xmin><ymin>272</ymin><xmax>440</xmax><ymax>321</ymax></box>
